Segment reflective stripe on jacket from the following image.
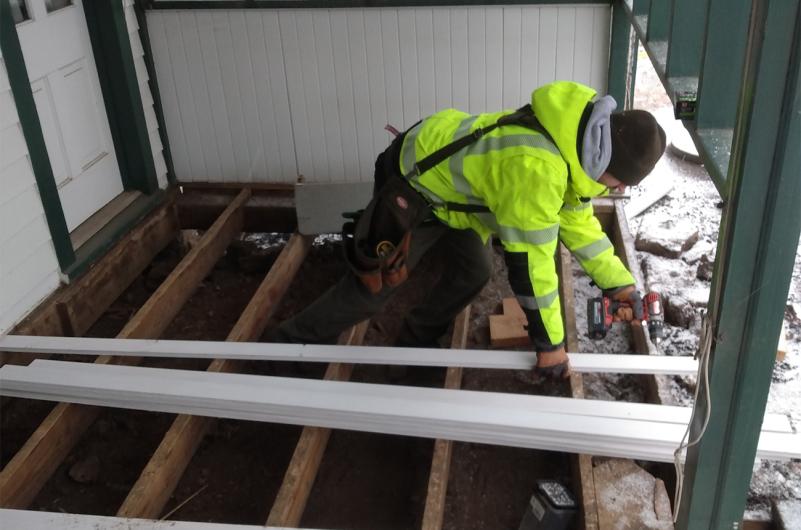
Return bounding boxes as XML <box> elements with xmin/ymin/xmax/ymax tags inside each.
<box><xmin>398</xmin><ymin>81</ymin><xmax>634</xmax><ymax>348</ymax></box>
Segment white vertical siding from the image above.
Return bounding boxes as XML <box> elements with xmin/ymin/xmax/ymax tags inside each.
<box><xmin>124</xmin><ymin>0</ymin><xmax>169</xmax><ymax>188</ymax></box>
<box><xmin>0</xmin><ymin>58</ymin><xmax>61</xmax><ymax>334</ymax></box>
<box><xmin>147</xmin><ymin>5</ymin><xmax>611</xmax><ymax>184</ymax></box>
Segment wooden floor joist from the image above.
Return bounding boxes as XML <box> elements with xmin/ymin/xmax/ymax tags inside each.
<box><xmin>558</xmin><ymin>244</ymin><xmax>599</xmax><ymax>530</ymax></box>
<box><xmin>421</xmin><ymin>306</ymin><xmax>470</xmax><ymax>530</ymax></box>
<box><xmin>0</xmin><ymin>189</ymin><xmax>250</xmax><ymax>510</ymax></box>
<box><xmin>0</xmin><ymin>198</ymin><xmax>179</xmax><ymax>366</ymax></box>
<box><xmin>266</xmin><ymin>320</ymin><xmax>370</xmax><ymax>527</ymax></box>
<box><xmin>118</xmin><ymin>232</ymin><xmax>312</xmax><ymax>519</ymax></box>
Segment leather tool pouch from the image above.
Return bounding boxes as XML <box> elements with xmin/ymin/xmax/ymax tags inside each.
<box><xmin>343</xmin><ymin>175</ymin><xmax>431</xmax><ymax>294</ymax></box>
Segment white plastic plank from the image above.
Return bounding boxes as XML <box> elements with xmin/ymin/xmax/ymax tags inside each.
<box><xmin>180</xmin><ymin>11</ymin><xmax>222</xmax><ymax>179</ymax></box>
<box><xmin>231</xmin><ymin>11</ymin><xmax>268</xmax><ymax>182</ymax></box>
<box><xmin>214</xmin><ymin>11</ymin><xmax>252</xmax><ymax>181</ymax></box>
<box><xmin>146</xmin><ymin>12</ymin><xmax>191</xmax><ymax>180</ymax></box>
<box><xmin>0</xmin><ymin>509</ymin><xmax>327</xmax><ymax>530</ymax></box>
<box><xmin>1</xmin><ymin>360</ymin><xmax>798</xmax><ymax>463</ymax></box>
<box><xmin>415</xmin><ymin>9</ymin><xmax>436</xmax><ymax>117</ymax></box>
<box><xmin>467</xmin><ymin>8</ymin><xmax>486</xmax><ymax>113</ymax></box>
<box><xmin>0</xmin><ymin>335</ymin><xmax>701</xmax><ymax>375</ymax></box>
<box><xmin>0</xmin><ymin>342</ymin><xmax>786</xmax><ymax>436</ymax></box>
<box><xmin>164</xmin><ymin>12</ymin><xmax>206</xmax><ymax>180</ymax></box>
<box><xmin>485</xmin><ymin>7</ymin><xmax>504</xmax><ymax>111</ymax></box>
<box><xmin>314</xmin><ymin>10</ymin><xmax>345</xmax><ymax>182</ymax></box>
<box><xmin>262</xmin><ymin>12</ymin><xmax>297</xmax><ymax>182</ymax></box>
<box><xmin>502</xmin><ymin>7</ymin><xmax>523</xmax><ymax>109</ymax></box>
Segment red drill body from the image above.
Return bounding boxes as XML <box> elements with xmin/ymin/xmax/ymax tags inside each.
<box><xmin>587</xmin><ymin>291</ymin><xmax>665</xmax><ymax>344</ymax></box>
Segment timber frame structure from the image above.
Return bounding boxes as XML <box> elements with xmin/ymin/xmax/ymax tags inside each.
<box><xmin>0</xmin><ymin>190</ymin><xmax>679</xmax><ymax>529</ymax></box>
<box><xmin>0</xmin><ymin>0</ymin><xmax>799</xmax><ymax>529</ymax></box>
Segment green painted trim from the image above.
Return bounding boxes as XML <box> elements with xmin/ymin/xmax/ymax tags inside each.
<box><xmin>134</xmin><ymin>0</ymin><xmax>177</xmax><ymax>186</ymax></box>
<box><xmin>65</xmin><ymin>191</ymin><xmax>170</xmax><ymax>279</ymax></box>
<box><xmin>645</xmin><ymin>0</ymin><xmax>670</xmax><ymax>42</ymax></box>
<box><xmin>695</xmin><ymin>0</ymin><xmax>749</xmax><ymax>130</ymax></box>
<box><xmin>607</xmin><ymin>1</ymin><xmax>637</xmax><ymax>109</ymax></box>
<box><xmin>83</xmin><ymin>0</ymin><xmax>159</xmax><ymax>195</ymax></box>
<box><xmin>0</xmin><ymin>0</ymin><xmax>76</xmax><ymax>271</ymax></box>
<box><xmin>678</xmin><ymin>1</ymin><xmax>800</xmax><ymax>528</ymax></box>
<box><xmin>145</xmin><ymin>0</ymin><xmax>610</xmax><ymax>8</ymax></box>
<box><xmin>666</xmin><ymin>0</ymin><xmax>706</xmax><ymax>78</ymax></box>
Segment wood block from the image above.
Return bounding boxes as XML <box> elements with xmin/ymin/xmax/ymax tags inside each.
<box><xmin>490</xmin><ymin>298</ymin><xmax>530</xmax><ymax>348</ymax></box>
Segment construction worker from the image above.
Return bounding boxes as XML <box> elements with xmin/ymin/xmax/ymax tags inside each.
<box><xmin>274</xmin><ymin>80</ymin><xmax>666</xmax><ymax>377</ymax></box>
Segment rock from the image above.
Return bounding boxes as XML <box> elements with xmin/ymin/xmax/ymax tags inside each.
<box><xmin>684</xmin><ymin>286</ymin><xmax>711</xmax><ymax>308</ymax></box>
<box><xmin>681</xmin><ymin>239</ymin><xmax>716</xmax><ymax>265</ymax></box>
<box><xmin>665</xmin><ymin>295</ymin><xmax>696</xmax><ymax>328</ymax></box>
<box><xmin>639</xmin><ymin>254</ymin><xmax>686</xmax><ymax>295</ymax></box>
<box><xmin>635</xmin><ymin>219</ymin><xmax>700</xmax><ymax>258</ymax></box>
<box><xmin>774</xmin><ymin>499</ymin><xmax>801</xmax><ymax>530</ymax></box>
<box><xmin>696</xmin><ymin>254</ymin><xmax>714</xmax><ymax>281</ymax></box>
<box><xmin>594</xmin><ymin>459</ymin><xmax>674</xmax><ymax>529</ymax></box>
<box><xmin>68</xmin><ymin>454</ymin><xmax>100</xmax><ymax>484</ymax></box>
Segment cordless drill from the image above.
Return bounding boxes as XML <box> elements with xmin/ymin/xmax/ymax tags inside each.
<box><xmin>587</xmin><ymin>291</ymin><xmax>665</xmax><ymax>345</ymax></box>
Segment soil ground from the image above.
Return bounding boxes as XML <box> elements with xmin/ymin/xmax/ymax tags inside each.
<box><xmin>1</xmin><ymin>237</ymin><xmax>573</xmax><ymax>530</ymax></box>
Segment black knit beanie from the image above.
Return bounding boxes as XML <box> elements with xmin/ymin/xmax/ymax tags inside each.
<box><xmin>606</xmin><ymin>110</ymin><xmax>667</xmax><ymax>185</ymax></box>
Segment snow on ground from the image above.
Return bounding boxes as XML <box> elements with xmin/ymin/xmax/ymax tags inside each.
<box><xmin>631</xmin><ymin>46</ymin><xmax>801</xmax><ymax>518</ymax></box>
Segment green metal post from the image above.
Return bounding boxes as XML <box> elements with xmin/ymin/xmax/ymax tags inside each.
<box><xmin>607</xmin><ymin>1</ymin><xmax>637</xmax><ymax>109</ymax></box>
<box><xmin>666</xmin><ymin>0</ymin><xmax>706</xmax><ymax>78</ymax></box>
<box><xmin>677</xmin><ymin>1</ymin><xmax>801</xmax><ymax>528</ymax></box>
<box><xmin>694</xmin><ymin>0</ymin><xmax>750</xmax><ymax>130</ymax></box>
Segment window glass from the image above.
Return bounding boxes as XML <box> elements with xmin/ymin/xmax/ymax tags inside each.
<box><xmin>10</xmin><ymin>0</ymin><xmax>31</xmax><ymax>24</ymax></box>
<box><xmin>45</xmin><ymin>0</ymin><xmax>73</xmax><ymax>13</ymax></box>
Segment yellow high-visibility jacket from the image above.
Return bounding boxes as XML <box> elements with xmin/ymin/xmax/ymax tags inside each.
<box><xmin>399</xmin><ymin>81</ymin><xmax>635</xmax><ymax>350</ymax></box>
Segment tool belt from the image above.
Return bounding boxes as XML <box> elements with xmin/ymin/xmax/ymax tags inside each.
<box><xmin>343</xmin><ymin>105</ymin><xmax>553</xmax><ymax>294</ymax></box>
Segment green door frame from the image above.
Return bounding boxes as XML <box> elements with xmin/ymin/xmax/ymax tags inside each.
<box><xmin>0</xmin><ymin>0</ymin><xmax>169</xmax><ymax>279</ymax></box>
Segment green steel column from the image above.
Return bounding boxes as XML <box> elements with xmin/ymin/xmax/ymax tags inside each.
<box><xmin>677</xmin><ymin>1</ymin><xmax>801</xmax><ymax>529</ymax></box>
<box><xmin>607</xmin><ymin>1</ymin><xmax>637</xmax><ymax>109</ymax></box>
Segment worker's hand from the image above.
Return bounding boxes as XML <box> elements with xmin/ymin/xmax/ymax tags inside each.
<box><xmin>535</xmin><ymin>346</ymin><xmax>571</xmax><ymax>379</ymax></box>
<box><xmin>609</xmin><ymin>285</ymin><xmax>644</xmax><ymax>321</ymax></box>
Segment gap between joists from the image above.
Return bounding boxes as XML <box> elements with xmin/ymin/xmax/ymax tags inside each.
<box><xmin>266</xmin><ymin>319</ymin><xmax>370</xmax><ymax>527</ymax></box>
<box><xmin>117</xmin><ymin>232</ymin><xmax>312</xmax><ymax>519</ymax></box>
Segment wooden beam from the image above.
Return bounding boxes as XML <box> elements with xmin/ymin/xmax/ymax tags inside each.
<box><xmin>421</xmin><ymin>306</ymin><xmax>470</xmax><ymax>530</ymax></box>
<box><xmin>177</xmin><ymin>188</ymin><xmax>296</xmax><ymax>233</ymax></box>
<box><xmin>117</xmin><ymin>232</ymin><xmax>312</xmax><ymax>519</ymax></box>
<box><xmin>558</xmin><ymin>244</ymin><xmax>600</xmax><ymax>530</ymax></box>
<box><xmin>1</xmin><ymin>197</ymin><xmax>179</xmax><ymax>366</ymax></box>
<box><xmin>265</xmin><ymin>320</ymin><xmax>370</xmax><ymax>528</ymax></box>
<box><xmin>0</xmin><ymin>189</ymin><xmax>250</xmax><ymax>509</ymax></box>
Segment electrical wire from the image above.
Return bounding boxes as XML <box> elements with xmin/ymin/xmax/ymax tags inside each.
<box><xmin>672</xmin><ymin>312</ymin><xmax>713</xmax><ymax>522</ymax></box>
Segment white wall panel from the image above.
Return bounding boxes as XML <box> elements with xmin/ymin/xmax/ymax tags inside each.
<box><xmin>0</xmin><ymin>59</ymin><xmax>61</xmax><ymax>334</ymax></box>
<box><xmin>147</xmin><ymin>5</ymin><xmax>611</xmax><ymax>184</ymax></box>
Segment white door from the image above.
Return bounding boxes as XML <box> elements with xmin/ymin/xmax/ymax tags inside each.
<box><xmin>13</xmin><ymin>0</ymin><xmax>124</xmax><ymax>232</ymax></box>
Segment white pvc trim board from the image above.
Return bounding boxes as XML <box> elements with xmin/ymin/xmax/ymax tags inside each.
<box><xmin>0</xmin><ymin>335</ymin><xmax>700</xmax><ymax>375</ymax></box>
<box><xmin>1</xmin><ymin>360</ymin><xmax>797</xmax><ymax>463</ymax></box>
<box><xmin>0</xmin><ymin>509</ymin><xmax>327</xmax><ymax>530</ymax></box>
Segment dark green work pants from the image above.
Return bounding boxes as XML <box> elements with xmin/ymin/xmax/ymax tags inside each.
<box><xmin>275</xmin><ymin>222</ymin><xmax>492</xmax><ymax>346</ymax></box>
